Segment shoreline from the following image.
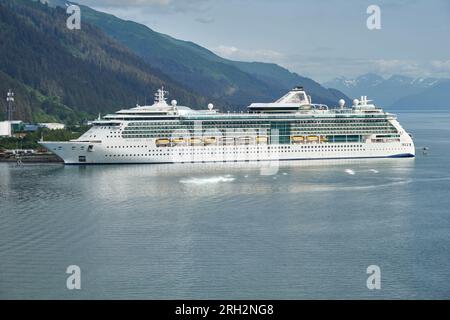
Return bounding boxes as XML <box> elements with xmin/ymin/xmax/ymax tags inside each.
<box><xmin>0</xmin><ymin>154</ymin><xmax>63</xmax><ymax>163</ymax></box>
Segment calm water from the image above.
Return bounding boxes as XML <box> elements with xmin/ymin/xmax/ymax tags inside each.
<box><xmin>1</xmin><ymin>107</ymin><xmax>450</xmax><ymax>299</ymax></box>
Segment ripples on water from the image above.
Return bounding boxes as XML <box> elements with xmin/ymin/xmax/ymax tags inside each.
<box><xmin>1</xmin><ymin>109</ymin><xmax>450</xmax><ymax>299</ymax></box>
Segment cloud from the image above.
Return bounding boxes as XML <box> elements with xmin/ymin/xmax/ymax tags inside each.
<box><xmin>211</xmin><ymin>47</ymin><xmax>450</xmax><ymax>81</ymax></box>
<box><xmin>372</xmin><ymin>59</ymin><xmax>450</xmax><ymax>78</ymax></box>
<box><xmin>283</xmin><ymin>56</ymin><xmax>450</xmax><ymax>82</ymax></box>
<box><xmin>70</xmin><ymin>0</ymin><xmax>450</xmax><ymax>82</ymax></box>
<box><xmin>372</xmin><ymin>59</ymin><xmax>423</xmax><ymax>75</ymax></box>
<box><xmin>213</xmin><ymin>45</ymin><xmax>284</xmax><ymax>62</ymax></box>
<box><xmin>195</xmin><ymin>17</ymin><xmax>214</xmax><ymax>24</ymax></box>
<box><xmin>430</xmin><ymin>60</ymin><xmax>450</xmax><ymax>73</ymax></box>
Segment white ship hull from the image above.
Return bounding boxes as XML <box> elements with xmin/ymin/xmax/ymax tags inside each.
<box><xmin>40</xmin><ymin>139</ymin><xmax>415</xmax><ymax>165</ymax></box>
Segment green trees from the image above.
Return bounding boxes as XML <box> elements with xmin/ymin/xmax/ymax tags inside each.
<box><xmin>0</xmin><ymin>0</ymin><xmax>209</xmax><ymax>124</ymax></box>
<box><xmin>0</xmin><ymin>126</ymin><xmax>88</xmax><ymax>150</ymax></box>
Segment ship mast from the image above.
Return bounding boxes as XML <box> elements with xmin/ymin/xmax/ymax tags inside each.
<box><xmin>154</xmin><ymin>86</ymin><xmax>168</xmax><ymax>104</ymax></box>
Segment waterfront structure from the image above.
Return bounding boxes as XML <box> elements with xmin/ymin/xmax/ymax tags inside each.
<box><xmin>38</xmin><ymin>123</ymin><xmax>66</xmax><ymax>130</ymax></box>
<box><xmin>0</xmin><ymin>121</ymin><xmax>12</xmax><ymax>137</ymax></box>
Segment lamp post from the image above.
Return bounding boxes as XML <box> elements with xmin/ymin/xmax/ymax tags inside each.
<box><xmin>6</xmin><ymin>89</ymin><xmax>15</xmax><ymax>121</ymax></box>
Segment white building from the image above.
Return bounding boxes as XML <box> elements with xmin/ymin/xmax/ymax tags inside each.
<box><xmin>39</xmin><ymin>123</ymin><xmax>66</xmax><ymax>130</ymax></box>
<box><xmin>0</xmin><ymin>121</ymin><xmax>12</xmax><ymax>137</ymax></box>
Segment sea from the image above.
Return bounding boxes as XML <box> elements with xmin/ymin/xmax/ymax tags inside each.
<box><xmin>1</xmin><ymin>107</ymin><xmax>449</xmax><ymax>299</ymax></box>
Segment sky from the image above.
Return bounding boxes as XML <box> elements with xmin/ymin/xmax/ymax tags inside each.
<box><xmin>73</xmin><ymin>0</ymin><xmax>450</xmax><ymax>82</ymax></box>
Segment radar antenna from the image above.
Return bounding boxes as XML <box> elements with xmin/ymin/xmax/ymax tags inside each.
<box><xmin>154</xmin><ymin>86</ymin><xmax>169</xmax><ymax>104</ymax></box>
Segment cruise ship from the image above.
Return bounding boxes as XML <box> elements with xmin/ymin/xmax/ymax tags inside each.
<box><xmin>39</xmin><ymin>87</ymin><xmax>415</xmax><ymax>164</ymax></box>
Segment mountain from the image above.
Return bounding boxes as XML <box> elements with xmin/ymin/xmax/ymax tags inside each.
<box><xmin>325</xmin><ymin>73</ymin><xmax>385</xmax><ymax>94</ymax></box>
<box><xmin>0</xmin><ymin>0</ymin><xmax>349</xmax><ymax>124</ymax></box>
<box><xmin>75</xmin><ymin>1</ymin><xmax>348</xmax><ymax>107</ymax></box>
<box><xmin>227</xmin><ymin>61</ymin><xmax>350</xmax><ymax>105</ymax></box>
<box><xmin>324</xmin><ymin>73</ymin><xmax>446</xmax><ymax>106</ymax></box>
<box><xmin>0</xmin><ymin>0</ymin><xmax>209</xmax><ymax>123</ymax></box>
<box><xmin>392</xmin><ymin>79</ymin><xmax>450</xmax><ymax>107</ymax></box>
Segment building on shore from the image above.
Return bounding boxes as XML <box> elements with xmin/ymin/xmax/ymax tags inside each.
<box><xmin>0</xmin><ymin>121</ymin><xmax>24</xmax><ymax>137</ymax></box>
<box><xmin>1</xmin><ymin>121</ymin><xmax>67</xmax><ymax>138</ymax></box>
<box><xmin>0</xmin><ymin>121</ymin><xmax>12</xmax><ymax>137</ymax></box>
<box><xmin>24</xmin><ymin>124</ymin><xmax>40</xmax><ymax>132</ymax></box>
<box><xmin>2</xmin><ymin>149</ymin><xmax>36</xmax><ymax>155</ymax></box>
<box><xmin>38</xmin><ymin>123</ymin><xmax>65</xmax><ymax>130</ymax></box>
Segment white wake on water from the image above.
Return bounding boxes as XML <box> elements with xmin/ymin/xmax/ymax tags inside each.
<box><xmin>345</xmin><ymin>169</ymin><xmax>356</xmax><ymax>175</ymax></box>
<box><xmin>180</xmin><ymin>175</ymin><xmax>235</xmax><ymax>185</ymax></box>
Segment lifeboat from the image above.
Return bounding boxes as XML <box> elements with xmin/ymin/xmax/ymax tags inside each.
<box><xmin>156</xmin><ymin>138</ymin><xmax>170</xmax><ymax>147</ymax></box>
<box><xmin>203</xmin><ymin>137</ymin><xmax>217</xmax><ymax>145</ymax></box>
<box><xmin>172</xmin><ymin>138</ymin><xmax>186</xmax><ymax>145</ymax></box>
<box><xmin>256</xmin><ymin>136</ymin><xmax>268</xmax><ymax>144</ymax></box>
<box><xmin>189</xmin><ymin>138</ymin><xmax>203</xmax><ymax>146</ymax></box>
<box><xmin>320</xmin><ymin>136</ymin><xmax>328</xmax><ymax>142</ymax></box>
<box><xmin>291</xmin><ymin>136</ymin><xmax>305</xmax><ymax>143</ymax></box>
<box><xmin>307</xmin><ymin>136</ymin><xmax>319</xmax><ymax>142</ymax></box>
<box><xmin>219</xmin><ymin>137</ymin><xmax>235</xmax><ymax>145</ymax></box>
<box><xmin>237</xmin><ymin>136</ymin><xmax>252</xmax><ymax>145</ymax></box>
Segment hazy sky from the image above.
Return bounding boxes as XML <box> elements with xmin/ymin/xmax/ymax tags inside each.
<box><xmin>74</xmin><ymin>0</ymin><xmax>450</xmax><ymax>82</ymax></box>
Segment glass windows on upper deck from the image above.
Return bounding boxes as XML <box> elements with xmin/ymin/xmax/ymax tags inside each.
<box><xmin>248</xmin><ymin>87</ymin><xmax>313</xmax><ymax>113</ymax></box>
<box><xmin>120</xmin><ymin>117</ymin><xmax>398</xmax><ymax>139</ymax></box>
<box><xmin>275</xmin><ymin>88</ymin><xmax>310</xmax><ymax>104</ymax></box>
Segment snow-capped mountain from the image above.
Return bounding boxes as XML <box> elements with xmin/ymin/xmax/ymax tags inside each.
<box><xmin>392</xmin><ymin>79</ymin><xmax>450</xmax><ymax>107</ymax></box>
<box><xmin>323</xmin><ymin>73</ymin><xmax>447</xmax><ymax>106</ymax></box>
